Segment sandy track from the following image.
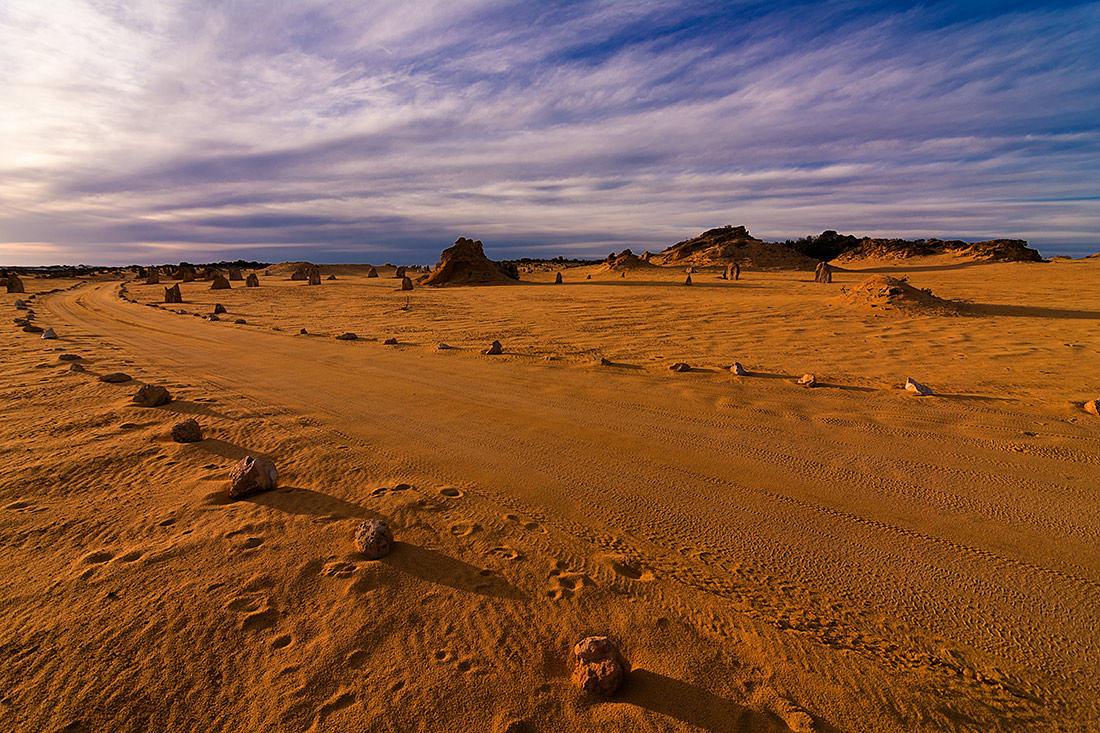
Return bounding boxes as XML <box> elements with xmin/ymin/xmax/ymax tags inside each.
<box><xmin>25</xmin><ymin>281</ymin><xmax>1100</xmax><ymax>729</ymax></box>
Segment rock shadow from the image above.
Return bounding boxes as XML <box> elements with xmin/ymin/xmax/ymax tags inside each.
<box><xmin>195</xmin><ymin>438</ymin><xmax>277</xmax><ymax>463</ymax></box>
<box><xmin>159</xmin><ymin>400</ymin><xmax>231</xmax><ymax>419</ymax></box>
<box><xmin>246</xmin><ymin>486</ymin><xmax>373</xmax><ymax>519</ymax></box>
<box><xmin>381</xmin><ymin>542</ymin><xmax>526</xmax><ymax>601</ymax></box>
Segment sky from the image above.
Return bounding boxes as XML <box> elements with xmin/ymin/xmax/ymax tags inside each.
<box><xmin>1</xmin><ymin>0</ymin><xmax>1097</xmax><ymax>266</ymax></box>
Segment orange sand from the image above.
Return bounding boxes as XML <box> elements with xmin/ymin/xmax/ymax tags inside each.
<box><xmin>2</xmin><ymin>258</ymin><xmax>1099</xmax><ymax>731</ymax></box>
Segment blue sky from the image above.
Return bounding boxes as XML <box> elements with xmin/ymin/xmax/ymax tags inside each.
<box><xmin>1</xmin><ymin>0</ymin><xmax>1097</xmax><ymax>265</ymax></box>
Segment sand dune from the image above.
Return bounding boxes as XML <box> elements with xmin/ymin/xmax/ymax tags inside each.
<box><xmin>2</xmin><ymin>260</ymin><xmax>1099</xmax><ymax>731</ymax></box>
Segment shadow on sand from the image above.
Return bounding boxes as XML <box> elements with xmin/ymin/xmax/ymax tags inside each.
<box><xmin>380</xmin><ymin>542</ymin><xmax>526</xmax><ymax>601</ymax></box>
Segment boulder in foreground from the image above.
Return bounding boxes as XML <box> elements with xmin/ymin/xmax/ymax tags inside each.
<box><xmin>354</xmin><ymin>519</ymin><xmax>394</xmax><ymax>559</ymax></box>
<box><xmin>171</xmin><ymin>418</ymin><xmax>202</xmax><ymax>443</ymax></box>
<box><xmin>1084</xmin><ymin>399</ymin><xmax>1099</xmax><ymax>416</ymax></box>
<box><xmin>335</xmin><ymin>332</ymin><xmax>357</xmax><ymax>340</ymax></box>
<box><xmin>484</xmin><ymin>340</ymin><xmax>503</xmax><ymax>355</ymax></box>
<box><xmin>164</xmin><ymin>284</ymin><xmax>183</xmax><ymax>304</ymax></box>
<box><xmin>571</xmin><ymin>636</ymin><xmax>629</xmax><ymax>696</ymax></box>
<box><xmin>6</xmin><ymin>275</ymin><xmax>25</xmax><ymax>293</ymax></box>
<box><xmin>40</xmin><ymin>327</ymin><xmax>57</xmax><ymax>339</ymax></box>
<box><xmin>245</xmin><ymin>273</ymin><xmax>260</xmax><ymax>287</ymax></box>
<box><xmin>905</xmin><ymin>377</ymin><xmax>934</xmax><ymax>396</ymax></box>
<box><xmin>228</xmin><ymin>456</ymin><xmax>278</xmax><ymax>499</ymax></box>
<box><xmin>422</xmin><ymin>238</ymin><xmax>519</xmax><ymax>286</ymax></box>
<box><xmin>133</xmin><ymin>384</ymin><xmax>171</xmax><ymax>407</ymax></box>
<box><xmin>797</xmin><ymin>373</ymin><xmax>817</xmax><ymax>387</ymax></box>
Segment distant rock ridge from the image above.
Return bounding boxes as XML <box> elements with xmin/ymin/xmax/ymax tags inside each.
<box><xmin>653</xmin><ymin>226</ymin><xmax>819</xmax><ymax>271</ymax></box>
<box><xmin>787</xmin><ymin>229</ymin><xmax>1043</xmax><ymax>264</ymax></box>
<box><xmin>601</xmin><ymin>249</ymin><xmax>657</xmax><ymax>271</ymax></box>
<box><xmin>421</xmin><ymin>238</ymin><xmax>519</xmax><ymax>286</ymax></box>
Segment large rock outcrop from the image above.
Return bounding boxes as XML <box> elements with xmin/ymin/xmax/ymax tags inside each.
<box><xmin>653</xmin><ymin>226</ymin><xmax>819</xmax><ymax>270</ymax></box>
<box><xmin>600</xmin><ymin>249</ymin><xmax>658</xmax><ymax>272</ymax></box>
<box><xmin>421</xmin><ymin>238</ymin><xmax>519</xmax><ymax>287</ymax></box>
<box><xmin>838</xmin><ymin>275</ymin><xmax>959</xmax><ymax>315</ymax></box>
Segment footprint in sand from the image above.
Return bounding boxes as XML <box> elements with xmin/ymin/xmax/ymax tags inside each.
<box><xmin>449</xmin><ymin>521</ymin><xmax>482</xmax><ymax>537</ymax></box>
<box><xmin>604</xmin><ymin>556</ymin><xmax>656</xmax><ymax>582</ymax></box>
<box><xmin>321</xmin><ymin>561</ymin><xmax>357</xmax><ymax>578</ymax></box>
<box><xmin>271</xmin><ymin>634</ymin><xmax>293</xmax><ymax>650</ymax></box>
<box><xmin>345</xmin><ymin>649</ymin><xmax>370</xmax><ymax>669</ymax></box>
<box><xmin>546</xmin><ymin>564</ymin><xmax>593</xmax><ymax>600</ymax></box>
<box><xmin>225</xmin><ymin>594</ymin><xmax>277</xmax><ymax>631</ymax></box>
<box><xmin>487</xmin><ymin>546</ymin><xmax>525</xmax><ymax>562</ymax></box>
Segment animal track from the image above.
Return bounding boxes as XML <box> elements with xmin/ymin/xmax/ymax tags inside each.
<box><xmin>449</xmin><ymin>521</ymin><xmax>482</xmax><ymax>537</ymax></box>
<box><xmin>321</xmin><ymin>561</ymin><xmax>357</xmax><ymax>578</ymax></box>
<box><xmin>546</xmin><ymin>564</ymin><xmax>593</xmax><ymax>600</ymax></box>
<box><xmin>487</xmin><ymin>546</ymin><xmax>524</xmax><ymax>561</ymax></box>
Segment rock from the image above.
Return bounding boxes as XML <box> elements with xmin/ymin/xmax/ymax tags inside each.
<box><xmin>597</xmin><ymin>356</ymin><xmax>612</xmax><ymax>365</ymax></box>
<box><xmin>367</xmin><ymin>266</ymin><xmax>378</xmax><ymax>278</ymax></box>
<box><xmin>164</xmin><ymin>284</ymin><xmax>183</xmax><ymax>303</ymax></box>
<box><xmin>99</xmin><ymin>372</ymin><xmax>132</xmax><ymax>383</ymax></box>
<box><xmin>814</xmin><ymin>261</ymin><xmax>833</xmax><ymax>284</ymax></box>
<box><xmin>145</xmin><ymin>269</ymin><xmax>160</xmax><ymax>284</ymax></box>
<box><xmin>228</xmin><ymin>268</ymin><xmax>244</xmax><ymax>281</ymax></box>
<box><xmin>69</xmin><ymin>363</ymin><xmax>85</xmax><ymax>372</ymax></box>
<box><xmin>132</xmin><ymin>384</ymin><xmax>171</xmax><ymax>407</ymax></box>
<box><xmin>22</xmin><ymin>324</ymin><xmax>43</xmax><ymax>333</ymax></box>
<box><xmin>555</xmin><ymin>272</ymin><xmax>563</xmax><ymax>284</ymax></box>
<box><xmin>14</xmin><ymin>298</ymin><xmax>26</xmax><ymax>307</ymax></box>
<box><xmin>383</xmin><ymin>337</ymin><xmax>398</xmax><ymax>345</ymax></box>
<box><xmin>354</xmin><ymin>519</ymin><xmax>394</xmax><ymax>559</ymax></box>
<box><xmin>206</xmin><ymin>314</ymin><xmax>220</xmax><ymax>322</ymax></box>
<box><xmin>587</xmin><ymin>274</ymin><xmax>592</xmax><ymax>280</ymax></box>
<box><xmin>620</xmin><ymin>271</ymin><xmax>625</xmax><ymax>278</ymax></box>
<box><xmin>326</xmin><ymin>274</ymin><xmax>337</xmax><ymax>280</ymax></box>
<box><xmin>437</xmin><ymin>343</ymin><xmax>452</xmax><ymax>350</ymax></box>
<box><xmin>170</xmin><ymin>418</ymin><xmax>202</xmax><ymax>443</ymax></box>
<box><xmin>1083</xmin><ymin>399</ymin><xmax>1099</xmax><ymax>416</ymax></box>
<box><xmin>684</xmin><ymin>275</ymin><xmax>692</xmax><ymax>286</ymax></box>
<box><xmin>210</xmin><ymin>275</ymin><xmax>231</xmax><ymax>290</ymax></box>
<box><xmin>58</xmin><ymin>354</ymin><xmax>81</xmax><ymax>361</ymax></box>
<box><xmin>228</xmin><ymin>456</ymin><xmax>278</xmax><ymax>499</ymax></box>
<box><xmin>393</xmin><ymin>266</ymin><xmax>406</xmax><ymax>279</ymax></box>
<box><xmin>400</xmin><ymin>276</ymin><xmax>413</xmax><ymax>291</ymax></box>
<box><xmin>669</xmin><ymin>362</ymin><xmax>691</xmax><ymax>372</ymax></box>
<box><xmin>335</xmin><ymin>332</ymin><xmax>358</xmax><ymax>340</ymax></box>
<box><xmin>213</xmin><ymin>304</ymin><xmax>227</xmax><ymax>314</ymax></box>
<box><xmin>905</xmin><ymin>377</ymin><xmax>933</xmax><ymax>396</ymax></box>
<box><xmin>421</xmin><ymin>238</ymin><xmax>519</xmax><ymax>286</ymax></box>
<box><xmin>234</xmin><ymin>318</ymin><xmax>247</xmax><ymax>324</ymax></box>
<box><xmin>6</xmin><ymin>275</ymin><xmax>25</xmax><ymax>293</ymax></box>
<box><xmin>245</xmin><ymin>273</ymin><xmax>260</xmax><ymax>287</ymax></box>
<box><xmin>571</xmin><ymin>636</ymin><xmax>629</xmax><ymax>696</ymax></box>
<box><xmin>730</xmin><ymin>362</ymin><xmax>746</xmax><ymax>375</ymax></box>
<box><xmin>797</xmin><ymin>373</ymin><xmax>817</xmax><ymax>387</ymax></box>
<box><xmin>299</xmin><ymin>328</ymin><xmax>308</xmax><ymax>335</ymax></box>
<box><xmin>308</xmin><ymin>267</ymin><xmax>321</xmax><ymax>286</ymax></box>
<box><xmin>40</xmin><ymin>327</ymin><xmax>57</xmax><ymax>339</ymax></box>
<box><xmin>484</xmin><ymin>340</ymin><xmax>503</xmax><ymax>355</ymax></box>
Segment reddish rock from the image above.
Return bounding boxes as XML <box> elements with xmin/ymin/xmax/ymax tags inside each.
<box><xmin>393</xmin><ymin>266</ymin><xmax>406</xmax><ymax>279</ymax></box>
<box><xmin>730</xmin><ymin>362</ymin><xmax>746</xmax><ymax>375</ymax></box>
<box><xmin>484</xmin><ymin>340</ymin><xmax>503</xmax><ymax>355</ymax></box>
<box><xmin>69</xmin><ymin>363</ymin><xmax>85</xmax><ymax>372</ymax></box>
<box><xmin>555</xmin><ymin>272</ymin><xmax>563</xmax><ymax>284</ymax></box>
<box><xmin>40</xmin><ymin>327</ymin><xmax>57</xmax><ymax>339</ymax></box>
<box><xmin>905</xmin><ymin>377</ymin><xmax>934</xmax><ymax>396</ymax></box>
<box><xmin>213</xmin><ymin>303</ymin><xmax>227</xmax><ymax>314</ymax></box>
<box><xmin>400</xmin><ymin>276</ymin><xmax>413</xmax><ymax>291</ymax></box>
<box><xmin>1085</xmin><ymin>399</ymin><xmax>1099</xmax><ymax>417</ymax></box>
<box><xmin>684</xmin><ymin>275</ymin><xmax>692</xmax><ymax>286</ymax></box>
<box><xmin>133</xmin><ymin>384</ymin><xmax>171</xmax><ymax>407</ymax></box>
<box><xmin>571</xmin><ymin>636</ymin><xmax>629</xmax><ymax>696</ymax></box>
<box><xmin>421</xmin><ymin>238</ymin><xmax>519</xmax><ymax>287</ymax></box>
<box><xmin>383</xmin><ymin>337</ymin><xmax>398</xmax><ymax>345</ymax></box>
<box><xmin>58</xmin><ymin>353</ymin><xmax>81</xmax><ymax>361</ymax></box>
<box><xmin>308</xmin><ymin>267</ymin><xmax>321</xmax><ymax>286</ymax></box>
<box><xmin>669</xmin><ymin>362</ymin><xmax>691</xmax><ymax>372</ymax></box>
<box><xmin>228</xmin><ymin>456</ymin><xmax>278</xmax><ymax>499</ymax></box>
<box><xmin>797</xmin><ymin>373</ymin><xmax>817</xmax><ymax>387</ymax></box>
<box><xmin>6</xmin><ymin>275</ymin><xmax>25</xmax><ymax>293</ymax></box>
<box><xmin>99</xmin><ymin>372</ymin><xmax>132</xmax><ymax>383</ymax></box>
<box><xmin>22</xmin><ymin>324</ymin><xmax>43</xmax><ymax>333</ymax></box>
<box><xmin>164</xmin><ymin>284</ymin><xmax>183</xmax><ymax>303</ymax></box>
<box><xmin>335</xmin><ymin>332</ymin><xmax>357</xmax><ymax>340</ymax></box>
<box><xmin>171</xmin><ymin>418</ymin><xmax>202</xmax><ymax>443</ymax></box>
<box><xmin>245</xmin><ymin>273</ymin><xmax>260</xmax><ymax>287</ymax></box>
<box><xmin>354</xmin><ymin>519</ymin><xmax>394</xmax><ymax>559</ymax></box>
<box><xmin>367</xmin><ymin>267</ymin><xmax>378</xmax><ymax>278</ymax></box>
<box><xmin>228</xmin><ymin>269</ymin><xmax>244</xmax><ymax>281</ymax></box>
<box><xmin>145</xmin><ymin>269</ymin><xmax>160</xmax><ymax>285</ymax></box>
<box><xmin>210</xmin><ymin>275</ymin><xmax>231</xmax><ymax>290</ymax></box>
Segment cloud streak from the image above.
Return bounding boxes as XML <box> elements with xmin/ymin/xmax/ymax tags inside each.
<box><xmin>1</xmin><ymin>0</ymin><xmax>1098</xmax><ymax>265</ymax></box>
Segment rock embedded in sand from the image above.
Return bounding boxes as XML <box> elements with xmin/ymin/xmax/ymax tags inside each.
<box><xmin>367</xmin><ymin>266</ymin><xmax>378</xmax><ymax>278</ymax></box>
<box><xmin>145</xmin><ymin>269</ymin><xmax>160</xmax><ymax>285</ymax></box>
<box><xmin>206</xmin><ymin>314</ymin><xmax>220</xmax><ymax>322</ymax></box>
<box><xmin>164</xmin><ymin>284</ymin><xmax>183</xmax><ymax>304</ymax></box>
<box><xmin>383</xmin><ymin>337</ymin><xmax>398</xmax><ymax>345</ymax></box>
<box><xmin>484</xmin><ymin>340</ymin><xmax>503</xmax><ymax>355</ymax></box>
<box><xmin>6</xmin><ymin>274</ymin><xmax>25</xmax><ymax>293</ymax></box>
<box><xmin>41</xmin><ymin>327</ymin><xmax>57</xmax><ymax>339</ymax></box>
<box><xmin>571</xmin><ymin>636</ymin><xmax>629</xmax><ymax>696</ymax></box>
<box><xmin>99</xmin><ymin>372</ymin><xmax>132</xmax><ymax>383</ymax></box>
<box><xmin>69</xmin><ymin>363</ymin><xmax>85</xmax><ymax>372</ymax></box>
<box><xmin>905</xmin><ymin>377</ymin><xmax>934</xmax><ymax>396</ymax></box>
<box><xmin>354</xmin><ymin>519</ymin><xmax>394</xmax><ymax>559</ymax></box>
<box><xmin>171</xmin><ymin>418</ymin><xmax>202</xmax><ymax>443</ymax></box>
<box><xmin>228</xmin><ymin>456</ymin><xmax>278</xmax><ymax>500</ymax></box>
<box><xmin>730</xmin><ymin>362</ymin><xmax>746</xmax><ymax>375</ymax></box>
<box><xmin>299</xmin><ymin>328</ymin><xmax>308</xmax><ymax>335</ymax></box>
<box><xmin>422</xmin><ymin>238</ymin><xmax>519</xmax><ymax>286</ymax></box>
<box><xmin>23</xmin><ymin>324</ymin><xmax>43</xmax><ymax>333</ymax></box>
<box><xmin>210</xmin><ymin>275</ymin><xmax>230</xmax><ymax>290</ymax></box>
<box><xmin>1084</xmin><ymin>399</ymin><xmax>1099</xmax><ymax>416</ymax></box>
<box><xmin>669</xmin><ymin>362</ymin><xmax>691</xmax><ymax>372</ymax></box>
<box><xmin>400</xmin><ymin>276</ymin><xmax>413</xmax><ymax>291</ymax></box>
<box><xmin>326</xmin><ymin>274</ymin><xmax>337</xmax><ymax>280</ymax></box>
<box><xmin>308</xmin><ymin>267</ymin><xmax>321</xmax><ymax>286</ymax></box>
<box><xmin>58</xmin><ymin>353</ymin><xmax>81</xmax><ymax>361</ymax></box>
<box><xmin>214</xmin><ymin>304</ymin><xmax>227</xmax><ymax>314</ymax></box>
<box><xmin>335</xmin><ymin>332</ymin><xmax>358</xmax><ymax>340</ymax></box>
<box><xmin>437</xmin><ymin>343</ymin><xmax>452</xmax><ymax>350</ymax></box>
<box><xmin>245</xmin><ymin>273</ymin><xmax>259</xmax><ymax>287</ymax></box>
<box><xmin>597</xmin><ymin>356</ymin><xmax>612</xmax><ymax>366</ymax></box>
<box><xmin>228</xmin><ymin>269</ymin><xmax>243</xmax><ymax>281</ymax></box>
<box><xmin>797</xmin><ymin>373</ymin><xmax>817</xmax><ymax>387</ymax></box>
<box><xmin>234</xmin><ymin>318</ymin><xmax>247</xmax><ymax>324</ymax></box>
<box><xmin>132</xmin><ymin>384</ymin><xmax>171</xmax><ymax>407</ymax></box>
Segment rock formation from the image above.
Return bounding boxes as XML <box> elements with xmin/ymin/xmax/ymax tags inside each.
<box><xmin>58</xmin><ymin>353</ymin><xmax>81</xmax><ymax>361</ymax></box>
<box><xmin>132</xmin><ymin>384</ymin><xmax>171</xmax><ymax>407</ymax></box>
<box><xmin>684</xmin><ymin>275</ymin><xmax>692</xmax><ymax>286</ymax></box>
<box><xmin>730</xmin><ymin>362</ymin><xmax>746</xmax><ymax>375</ymax></box>
<box><xmin>214</xmin><ymin>304</ymin><xmax>227</xmax><ymax>314</ymax></box>
<box><xmin>654</xmin><ymin>226</ymin><xmax>818</xmax><ymax>270</ymax></box>
<box><xmin>601</xmin><ymin>249</ymin><xmax>657</xmax><ymax>273</ymax></box>
<box><xmin>69</xmin><ymin>363</ymin><xmax>84</xmax><ymax>372</ymax></box>
<box><xmin>393</xmin><ymin>266</ymin><xmax>406</xmax><ymax>279</ymax></box>
<box><xmin>669</xmin><ymin>362</ymin><xmax>691</xmax><ymax>372</ymax></box>
<box><xmin>228</xmin><ymin>269</ymin><xmax>243</xmax><ymax>281</ymax></box>
<box><xmin>22</xmin><ymin>324</ymin><xmax>43</xmax><ymax>333</ymax></box>
<box><xmin>354</xmin><ymin>519</ymin><xmax>394</xmax><ymax>559</ymax></box>
<box><xmin>164</xmin><ymin>284</ymin><xmax>183</xmax><ymax>303</ymax></box>
<box><xmin>367</xmin><ymin>266</ymin><xmax>378</xmax><ymax>278</ymax></box>
<box><xmin>233</xmin><ymin>318</ymin><xmax>247</xmax><ymax>324</ymax></box>
<box><xmin>145</xmin><ymin>269</ymin><xmax>160</xmax><ymax>285</ymax></box>
<box><xmin>814</xmin><ymin>262</ymin><xmax>833</xmax><ymax>283</ymax></box>
<box><xmin>40</xmin><ymin>327</ymin><xmax>57</xmax><ymax>339</ymax></box>
<box><xmin>571</xmin><ymin>637</ymin><xmax>629</xmax><ymax>696</ymax></box>
<box><xmin>245</xmin><ymin>273</ymin><xmax>259</xmax><ymax>287</ymax></box>
<box><xmin>839</xmin><ymin>275</ymin><xmax>959</xmax><ymax>315</ymax></box>
<box><xmin>6</xmin><ymin>275</ymin><xmax>24</xmax><ymax>293</ymax></box>
<box><xmin>211</xmin><ymin>275</ymin><xmax>230</xmax><ymax>290</ymax></box>
<box><xmin>555</xmin><ymin>272</ymin><xmax>563</xmax><ymax>284</ymax></box>
<box><xmin>723</xmin><ymin>263</ymin><xmax>741</xmax><ymax>280</ymax></box>
<box><xmin>422</xmin><ymin>238</ymin><xmax>519</xmax><ymax>287</ymax></box>
<box><xmin>326</xmin><ymin>274</ymin><xmax>337</xmax><ymax>281</ymax></box>
<box><xmin>308</xmin><ymin>267</ymin><xmax>321</xmax><ymax>286</ymax></box>
<box><xmin>400</xmin><ymin>276</ymin><xmax>413</xmax><ymax>291</ymax></box>
<box><xmin>383</xmin><ymin>337</ymin><xmax>398</xmax><ymax>345</ymax></box>
<box><xmin>171</xmin><ymin>418</ymin><xmax>202</xmax><ymax>443</ymax></box>
<box><xmin>228</xmin><ymin>456</ymin><xmax>278</xmax><ymax>499</ymax></box>
<box><xmin>1085</xmin><ymin>399</ymin><xmax>1100</xmax><ymax>416</ymax></box>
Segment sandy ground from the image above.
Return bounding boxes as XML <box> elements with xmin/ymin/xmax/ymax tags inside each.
<box><xmin>2</xmin><ymin>259</ymin><xmax>1099</xmax><ymax>731</ymax></box>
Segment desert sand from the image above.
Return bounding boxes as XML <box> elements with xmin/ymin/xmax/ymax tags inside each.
<box><xmin>2</xmin><ymin>256</ymin><xmax>1100</xmax><ymax>731</ymax></box>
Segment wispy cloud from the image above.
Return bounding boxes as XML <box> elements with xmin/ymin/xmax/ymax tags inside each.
<box><xmin>1</xmin><ymin>0</ymin><xmax>1097</xmax><ymax>264</ymax></box>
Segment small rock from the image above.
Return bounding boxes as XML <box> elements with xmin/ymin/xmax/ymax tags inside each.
<box><xmin>684</xmin><ymin>275</ymin><xmax>692</xmax><ymax>285</ymax></box>
<box><xmin>555</xmin><ymin>272</ymin><xmax>563</xmax><ymax>284</ymax></box>
<box><xmin>335</xmin><ymin>332</ymin><xmax>358</xmax><ymax>340</ymax></box>
<box><xmin>797</xmin><ymin>373</ymin><xmax>817</xmax><ymax>387</ymax></box>
<box><xmin>299</xmin><ymin>328</ymin><xmax>308</xmax><ymax>335</ymax></box>
<box><xmin>1084</xmin><ymin>399</ymin><xmax>1099</xmax><ymax>416</ymax></box>
<box><xmin>132</xmin><ymin>384</ymin><xmax>171</xmax><ymax>407</ymax></box>
<box><xmin>354</xmin><ymin>519</ymin><xmax>394</xmax><ymax>559</ymax></box>
<box><xmin>213</xmin><ymin>304</ymin><xmax>227</xmax><ymax>314</ymax></box>
<box><xmin>245</xmin><ymin>273</ymin><xmax>260</xmax><ymax>287</ymax></box>
<box><xmin>228</xmin><ymin>456</ymin><xmax>278</xmax><ymax>500</ymax></box>
<box><xmin>367</xmin><ymin>266</ymin><xmax>378</xmax><ymax>278</ymax></box>
<box><xmin>571</xmin><ymin>636</ymin><xmax>629</xmax><ymax>696</ymax></box>
<box><xmin>206</xmin><ymin>314</ymin><xmax>220</xmax><ymax>321</ymax></box>
<box><xmin>170</xmin><ymin>418</ymin><xmax>202</xmax><ymax>443</ymax></box>
<box><xmin>58</xmin><ymin>353</ymin><xmax>81</xmax><ymax>361</ymax></box>
<box><xmin>597</xmin><ymin>356</ymin><xmax>612</xmax><ymax>365</ymax></box>
<box><xmin>99</xmin><ymin>372</ymin><xmax>132</xmax><ymax>383</ymax></box>
<box><xmin>69</xmin><ymin>363</ymin><xmax>85</xmax><ymax>372</ymax></box>
<box><xmin>210</xmin><ymin>275</ymin><xmax>231</xmax><ymax>290</ymax></box>
<box><xmin>669</xmin><ymin>362</ymin><xmax>691</xmax><ymax>372</ymax></box>
<box><xmin>383</xmin><ymin>337</ymin><xmax>398</xmax><ymax>345</ymax></box>
<box><xmin>400</xmin><ymin>276</ymin><xmax>413</xmax><ymax>291</ymax></box>
<box><xmin>730</xmin><ymin>362</ymin><xmax>746</xmax><ymax>375</ymax></box>
<box><xmin>905</xmin><ymin>377</ymin><xmax>934</xmax><ymax>396</ymax></box>
<box><xmin>484</xmin><ymin>340</ymin><xmax>503</xmax><ymax>355</ymax></box>
<box><xmin>234</xmin><ymin>318</ymin><xmax>247</xmax><ymax>324</ymax></box>
<box><xmin>22</xmin><ymin>324</ymin><xmax>43</xmax><ymax>333</ymax></box>
<box><xmin>436</xmin><ymin>343</ymin><xmax>452</xmax><ymax>350</ymax></box>
<box><xmin>326</xmin><ymin>274</ymin><xmax>337</xmax><ymax>280</ymax></box>
<box><xmin>586</xmin><ymin>274</ymin><xmax>592</xmax><ymax>280</ymax></box>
